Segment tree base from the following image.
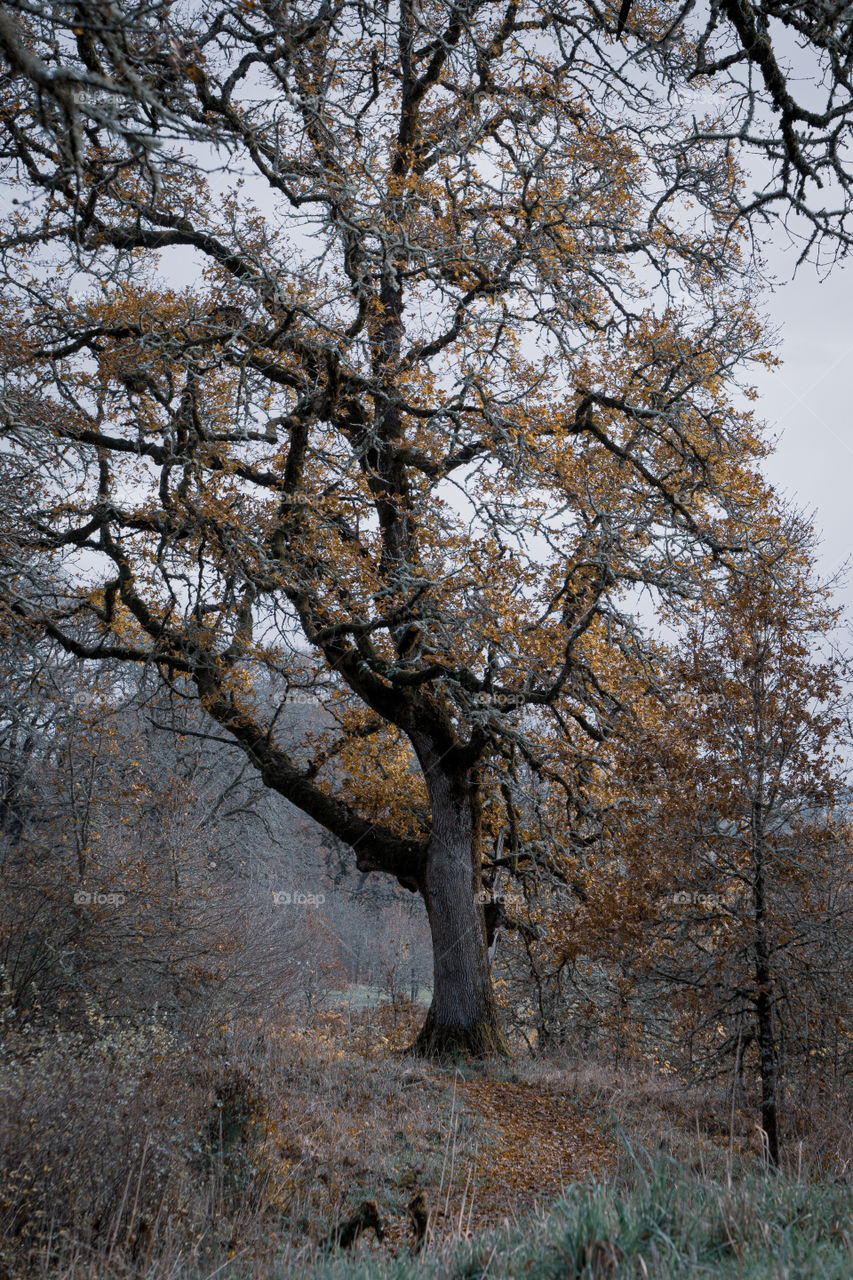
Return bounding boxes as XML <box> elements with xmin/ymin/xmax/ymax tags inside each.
<box><xmin>406</xmin><ymin>1010</ymin><xmax>512</xmax><ymax>1061</ymax></box>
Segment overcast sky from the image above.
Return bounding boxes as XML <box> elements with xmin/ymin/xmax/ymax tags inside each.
<box><xmin>752</xmin><ymin>248</ymin><xmax>853</xmax><ymax>609</ymax></box>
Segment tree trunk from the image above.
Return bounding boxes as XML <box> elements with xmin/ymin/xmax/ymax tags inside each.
<box><xmin>754</xmin><ymin>936</ymin><xmax>780</xmax><ymax>1167</ymax></box>
<box><xmin>752</xmin><ymin>797</ymin><xmax>780</xmax><ymax>1168</ymax></box>
<box><xmin>408</xmin><ymin>754</ymin><xmax>509</xmax><ymax>1059</ymax></box>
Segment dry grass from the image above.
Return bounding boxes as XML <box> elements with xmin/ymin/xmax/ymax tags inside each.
<box><xmin>0</xmin><ymin>1000</ymin><xmax>488</xmax><ymax>1275</ymax></box>
<box><xmin>506</xmin><ymin>1051</ymin><xmax>853</xmax><ymax>1184</ymax></box>
<box><xmin>1</xmin><ymin>1002</ymin><xmax>850</xmax><ymax>1279</ymax></box>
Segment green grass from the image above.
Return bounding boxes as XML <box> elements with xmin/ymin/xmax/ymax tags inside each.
<box><xmin>280</xmin><ymin>1160</ymin><xmax>852</xmax><ymax>1280</ymax></box>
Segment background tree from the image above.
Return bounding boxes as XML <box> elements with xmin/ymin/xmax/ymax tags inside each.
<box><xmin>0</xmin><ymin>642</ymin><xmax>345</xmax><ymax>1029</ymax></box>
<box><xmin>0</xmin><ymin>0</ymin><xmax>816</xmax><ymax>1056</ymax></box>
<box><xmin>579</xmin><ymin>511</ymin><xmax>852</xmax><ymax>1166</ymax></box>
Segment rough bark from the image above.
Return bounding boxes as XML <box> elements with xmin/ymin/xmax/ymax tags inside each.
<box><xmin>408</xmin><ymin>751</ymin><xmax>510</xmax><ymax>1059</ymax></box>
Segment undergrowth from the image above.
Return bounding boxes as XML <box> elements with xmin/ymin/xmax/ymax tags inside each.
<box><xmin>0</xmin><ymin>1004</ymin><xmax>850</xmax><ymax>1279</ymax></box>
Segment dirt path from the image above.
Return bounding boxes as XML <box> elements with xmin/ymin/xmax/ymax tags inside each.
<box><xmin>271</xmin><ymin>1015</ymin><xmax>617</xmax><ymax>1254</ymax></box>
<box><xmin>457</xmin><ymin>1078</ymin><xmax>614</xmax><ymax>1222</ymax></box>
<box><xmin>445</xmin><ymin>1080</ymin><xmax>612</xmax><ymax>1228</ymax></box>
<box><xmin>382</xmin><ymin>1074</ymin><xmax>616</xmax><ymax>1250</ymax></box>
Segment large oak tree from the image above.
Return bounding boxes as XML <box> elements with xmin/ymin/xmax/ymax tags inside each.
<box><xmin>0</xmin><ymin>0</ymin><xmax>845</xmax><ymax>1055</ymax></box>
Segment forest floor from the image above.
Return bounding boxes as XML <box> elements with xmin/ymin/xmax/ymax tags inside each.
<box><xmin>253</xmin><ymin>1001</ymin><xmax>813</xmax><ymax>1258</ymax></box>
<box><xmin>3</xmin><ymin>998</ymin><xmax>850</xmax><ymax>1278</ymax></box>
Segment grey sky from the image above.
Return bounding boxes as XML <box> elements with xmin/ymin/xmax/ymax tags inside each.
<box><xmin>754</xmin><ymin>251</ymin><xmax>853</xmax><ymax>607</ymax></box>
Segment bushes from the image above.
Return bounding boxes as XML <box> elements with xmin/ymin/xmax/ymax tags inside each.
<box><xmin>0</xmin><ymin>1013</ymin><xmax>282</xmax><ymax>1274</ymax></box>
<box><xmin>0</xmin><ymin>1006</ymin><xmax>462</xmax><ymax>1277</ymax></box>
<box><xmin>1</xmin><ymin>1015</ymin><xmax>192</xmax><ymax>1268</ymax></box>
